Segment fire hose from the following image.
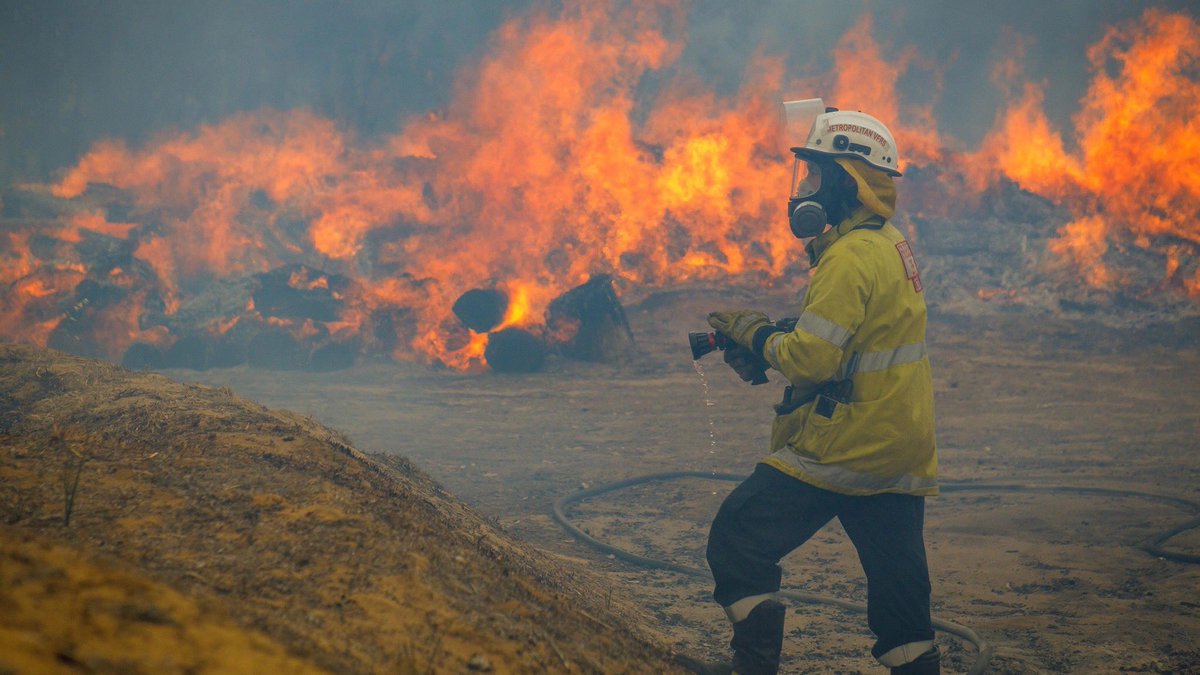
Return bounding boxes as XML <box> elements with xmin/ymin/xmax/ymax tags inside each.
<box><xmin>551</xmin><ymin>471</ymin><xmax>1200</xmax><ymax>674</ymax></box>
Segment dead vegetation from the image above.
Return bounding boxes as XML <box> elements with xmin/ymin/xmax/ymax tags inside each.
<box><xmin>0</xmin><ymin>341</ymin><xmax>684</xmax><ymax>673</ymax></box>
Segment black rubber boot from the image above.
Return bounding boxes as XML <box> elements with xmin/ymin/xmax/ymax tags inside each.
<box><xmin>890</xmin><ymin>646</ymin><xmax>940</xmax><ymax>675</ymax></box>
<box><xmin>729</xmin><ymin>599</ymin><xmax>786</xmax><ymax>675</ymax></box>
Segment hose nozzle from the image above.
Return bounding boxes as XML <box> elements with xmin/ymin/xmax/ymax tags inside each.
<box><xmin>688</xmin><ymin>331</ymin><xmax>728</xmax><ymax>361</ymax></box>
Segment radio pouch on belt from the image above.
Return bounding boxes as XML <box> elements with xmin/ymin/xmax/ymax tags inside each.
<box><xmin>778</xmin><ymin>351</ymin><xmax>859</xmax><ymax>419</ymax></box>
<box><xmin>813</xmin><ymin>381</ymin><xmax>849</xmax><ymax>419</ymax></box>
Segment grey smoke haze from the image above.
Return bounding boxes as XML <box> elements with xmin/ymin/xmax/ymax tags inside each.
<box><xmin>1</xmin><ymin>0</ymin><xmax>1194</xmax><ymax>184</ymax></box>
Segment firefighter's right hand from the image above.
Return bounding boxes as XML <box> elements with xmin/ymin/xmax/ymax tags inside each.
<box><xmin>723</xmin><ymin>343</ymin><xmax>765</xmax><ymax>383</ymax></box>
<box><xmin>707</xmin><ymin>310</ymin><xmax>771</xmax><ymax>350</ymax></box>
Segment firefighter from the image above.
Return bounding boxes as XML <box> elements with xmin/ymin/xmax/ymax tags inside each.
<box><xmin>702</xmin><ymin>101</ymin><xmax>940</xmax><ymax>674</ymax></box>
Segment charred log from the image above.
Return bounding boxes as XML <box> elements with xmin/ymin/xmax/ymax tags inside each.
<box><xmin>546</xmin><ymin>274</ymin><xmax>634</xmax><ymax>362</ymax></box>
<box><xmin>252</xmin><ymin>265</ymin><xmax>350</xmax><ymax>322</ymax></box>
<box><xmin>453</xmin><ymin>288</ymin><xmax>508</xmax><ymax>333</ymax></box>
<box><xmin>484</xmin><ymin>328</ymin><xmax>546</xmax><ymax>373</ymax></box>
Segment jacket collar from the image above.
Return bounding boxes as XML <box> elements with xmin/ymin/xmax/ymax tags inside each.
<box><xmin>805</xmin><ymin>207</ymin><xmax>885</xmax><ymax>266</ymax></box>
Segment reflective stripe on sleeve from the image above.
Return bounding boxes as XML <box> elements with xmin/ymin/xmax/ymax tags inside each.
<box><xmin>795</xmin><ymin>312</ymin><xmax>852</xmax><ymax>349</ymax></box>
<box><xmin>766</xmin><ymin>448</ymin><xmax>938</xmax><ymax>494</ymax></box>
<box><xmin>853</xmin><ymin>342</ymin><xmax>926</xmax><ymax>374</ymax></box>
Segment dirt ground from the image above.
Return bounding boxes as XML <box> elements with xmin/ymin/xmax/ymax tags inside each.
<box><xmin>172</xmin><ymin>287</ymin><xmax>1200</xmax><ymax>674</ymax></box>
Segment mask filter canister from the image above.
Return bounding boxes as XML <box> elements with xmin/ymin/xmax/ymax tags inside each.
<box><xmin>789</xmin><ymin>200</ymin><xmax>827</xmax><ymax>239</ymax></box>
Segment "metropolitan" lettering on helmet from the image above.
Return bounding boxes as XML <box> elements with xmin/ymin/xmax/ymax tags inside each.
<box><xmin>826</xmin><ymin>123</ymin><xmax>890</xmax><ymax>149</ymax></box>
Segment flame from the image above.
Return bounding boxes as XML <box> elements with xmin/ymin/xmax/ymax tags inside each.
<box><xmin>1047</xmin><ymin>215</ymin><xmax>1115</xmax><ymax>288</ymax></box>
<box><xmin>979</xmin><ymin>9</ymin><xmax>1200</xmax><ymax>294</ymax></box>
<box><xmin>828</xmin><ymin>13</ymin><xmax>944</xmax><ymax>170</ymax></box>
<box><xmin>289</xmin><ymin>267</ymin><xmax>330</xmax><ymax>291</ymax></box>
<box><xmin>19</xmin><ymin>0</ymin><xmax>803</xmax><ymax>366</ymax></box>
<box><xmin>2</xmin><ymin>4</ymin><xmax>1197</xmax><ymax>369</ymax></box>
<box><xmin>496</xmin><ymin>284</ymin><xmax>534</xmax><ymax>331</ymax></box>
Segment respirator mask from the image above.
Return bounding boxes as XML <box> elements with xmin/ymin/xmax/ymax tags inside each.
<box><xmin>787</xmin><ymin>157</ymin><xmax>834</xmax><ymax>239</ymax></box>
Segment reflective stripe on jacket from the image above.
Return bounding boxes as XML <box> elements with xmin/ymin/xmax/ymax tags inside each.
<box><xmin>758</xmin><ymin>207</ymin><xmax>938</xmax><ymax>496</ymax></box>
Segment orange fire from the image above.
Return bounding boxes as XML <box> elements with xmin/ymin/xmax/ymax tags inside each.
<box><xmin>976</xmin><ymin>9</ymin><xmax>1200</xmax><ymax>294</ymax></box>
<box><xmin>2</xmin><ymin>4</ymin><xmax>1197</xmax><ymax>369</ymax></box>
<box><xmin>828</xmin><ymin>13</ymin><xmax>944</xmax><ymax>170</ymax></box>
<box><xmin>13</xmin><ymin>1</ymin><xmax>804</xmax><ymax>366</ymax></box>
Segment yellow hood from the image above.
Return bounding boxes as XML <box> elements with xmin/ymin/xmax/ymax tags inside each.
<box><xmin>835</xmin><ymin>157</ymin><xmax>896</xmax><ymax>219</ymax></box>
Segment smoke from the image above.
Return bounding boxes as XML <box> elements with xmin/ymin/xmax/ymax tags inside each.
<box><xmin>2</xmin><ymin>0</ymin><xmax>1196</xmax><ymax>185</ymax></box>
<box><xmin>0</xmin><ymin>1</ymin><xmax>522</xmax><ymax>183</ymax></box>
<box><xmin>671</xmin><ymin>0</ymin><xmax>1199</xmax><ymax>146</ymax></box>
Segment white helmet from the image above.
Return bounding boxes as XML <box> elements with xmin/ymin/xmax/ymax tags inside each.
<box><xmin>783</xmin><ymin>98</ymin><xmax>901</xmax><ymax>177</ymax></box>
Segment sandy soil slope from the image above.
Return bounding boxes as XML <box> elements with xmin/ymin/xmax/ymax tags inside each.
<box><xmin>0</xmin><ymin>529</ymin><xmax>321</xmax><ymax>674</ymax></box>
<box><xmin>173</xmin><ymin>288</ymin><xmax>1200</xmax><ymax>674</ymax></box>
<box><xmin>0</xmin><ymin>342</ymin><xmax>685</xmax><ymax>673</ymax></box>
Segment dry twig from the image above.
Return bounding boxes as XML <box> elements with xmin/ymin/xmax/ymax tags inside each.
<box><xmin>57</xmin><ymin>429</ymin><xmax>87</xmax><ymax>527</ymax></box>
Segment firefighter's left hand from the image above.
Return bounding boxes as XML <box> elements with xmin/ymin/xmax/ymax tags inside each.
<box><xmin>707</xmin><ymin>310</ymin><xmax>771</xmax><ymax>350</ymax></box>
<box><xmin>723</xmin><ymin>343</ymin><xmax>765</xmax><ymax>383</ymax></box>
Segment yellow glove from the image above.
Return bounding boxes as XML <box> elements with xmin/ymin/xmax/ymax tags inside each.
<box><xmin>707</xmin><ymin>310</ymin><xmax>771</xmax><ymax>350</ymax></box>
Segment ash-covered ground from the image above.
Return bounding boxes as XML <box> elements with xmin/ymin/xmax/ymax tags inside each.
<box><xmin>173</xmin><ymin>284</ymin><xmax>1200</xmax><ymax>674</ymax></box>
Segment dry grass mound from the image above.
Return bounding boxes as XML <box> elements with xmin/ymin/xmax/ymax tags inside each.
<box><xmin>0</xmin><ymin>342</ymin><xmax>681</xmax><ymax>673</ymax></box>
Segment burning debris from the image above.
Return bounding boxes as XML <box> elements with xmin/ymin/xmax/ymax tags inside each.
<box><xmin>252</xmin><ymin>264</ymin><xmax>352</xmax><ymax>323</ymax></box>
<box><xmin>484</xmin><ymin>328</ymin><xmax>547</xmax><ymax>374</ymax></box>
<box><xmin>0</xmin><ymin>187</ymin><xmax>642</xmax><ymax>374</ymax></box>
<box><xmin>547</xmin><ymin>274</ymin><xmax>636</xmax><ymax>362</ymax></box>
<box><xmin>104</xmin><ymin>263</ymin><xmax>365</xmax><ymax>372</ymax></box>
<box><xmin>962</xmin><ymin>9</ymin><xmax>1200</xmax><ymax>297</ymax></box>
<box><xmin>0</xmin><ymin>6</ymin><xmax>1197</xmax><ymax>372</ymax></box>
<box><xmin>472</xmin><ymin>274</ymin><xmax>637</xmax><ymax>373</ymax></box>
<box><xmin>453</xmin><ymin>288</ymin><xmax>509</xmax><ymax>333</ymax></box>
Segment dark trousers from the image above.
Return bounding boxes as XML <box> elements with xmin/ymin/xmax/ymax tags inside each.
<box><xmin>706</xmin><ymin>464</ymin><xmax>934</xmax><ymax>659</ymax></box>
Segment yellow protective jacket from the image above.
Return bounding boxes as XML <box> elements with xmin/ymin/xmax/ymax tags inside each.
<box><xmin>757</xmin><ymin>166</ymin><xmax>937</xmax><ymax>496</ymax></box>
